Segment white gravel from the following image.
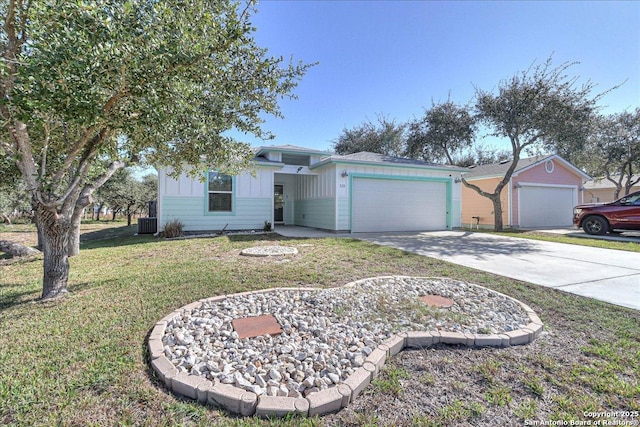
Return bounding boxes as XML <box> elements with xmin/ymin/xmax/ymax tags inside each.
<box><xmin>162</xmin><ymin>276</ymin><xmax>530</xmax><ymax>398</ymax></box>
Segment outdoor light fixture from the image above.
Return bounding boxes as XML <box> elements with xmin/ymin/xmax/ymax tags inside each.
<box><xmin>454</xmin><ymin>177</ymin><xmax>462</xmax><ymax>183</ymax></box>
<box><xmin>341</xmin><ymin>170</ymin><xmax>349</xmax><ymax>177</ymax></box>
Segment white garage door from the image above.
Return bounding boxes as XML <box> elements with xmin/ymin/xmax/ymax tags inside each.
<box><xmin>519</xmin><ymin>186</ymin><xmax>575</xmax><ymax>227</ymax></box>
<box><xmin>351</xmin><ymin>178</ymin><xmax>447</xmax><ymax>232</ymax></box>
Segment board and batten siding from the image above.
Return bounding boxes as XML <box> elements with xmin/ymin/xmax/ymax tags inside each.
<box><xmin>295</xmin><ymin>168</ymin><xmax>336</xmax><ymax>200</ymax></box>
<box><xmin>293</xmin><ymin>167</ymin><xmax>337</xmax><ymax>229</ymax></box>
<box><xmin>158</xmin><ymin>167</ymin><xmax>273</xmax><ymax>231</ymax></box>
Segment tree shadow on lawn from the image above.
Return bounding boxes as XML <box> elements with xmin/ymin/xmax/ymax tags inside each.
<box><xmin>0</xmin><ymin>281</ymin><xmax>95</xmax><ymax>314</ymax></box>
<box><xmin>0</xmin><ymin>286</ymin><xmax>39</xmax><ymax>312</ymax></box>
<box><xmin>81</xmin><ymin>224</ymin><xmax>139</xmax><ymax>242</ymax></box>
<box><xmin>81</xmin><ymin>231</ymin><xmax>159</xmax><ymax>251</ymax></box>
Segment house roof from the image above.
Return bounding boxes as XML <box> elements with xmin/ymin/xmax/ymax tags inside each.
<box><xmin>584</xmin><ymin>175</ymin><xmax>640</xmax><ymax>190</ymax></box>
<box><xmin>463</xmin><ymin>154</ymin><xmax>591</xmax><ymax>181</ymax></box>
<box><xmin>254</xmin><ymin>144</ymin><xmax>333</xmax><ymax>157</ymax></box>
<box><xmin>310</xmin><ymin>151</ymin><xmax>467</xmax><ymax>172</ymax></box>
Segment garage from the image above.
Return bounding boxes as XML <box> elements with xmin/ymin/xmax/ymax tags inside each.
<box><xmin>518</xmin><ymin>185</ymin><xmax>576</xmax><ymax>227</ymax></box>
<box><xmin>351</xmin><ymin>178</ymin><xmax>447</xmax><ymax>232</ymax></box>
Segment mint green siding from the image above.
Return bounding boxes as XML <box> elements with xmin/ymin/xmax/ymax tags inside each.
<box><xmin>336</xmin><ymin>197</ymin><xmax>350</xmax><ymax>231</ymax></box>
<box><xmin>162</xmin><ymin>196</ymin><xmax>271</xmax><ymax>231</ymax></box>
<box><xmin>294</xmin><ymin>198</ymin><xmax>335</xmax><ymax>230</ymax></box>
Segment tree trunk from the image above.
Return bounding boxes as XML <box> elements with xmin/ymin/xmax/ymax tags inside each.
<box><xmin>37</xmin><ymin>206</ymin><xmax>71</xmax><ymax>300</ymax></box>
<box><xmin>613</xmin><ymin>187</ymin><xmax>621</xmax><ymax>200</ymax></box>
<box><xmin>491</xmin><ymin>195</ymin><xmax>504</xmax><ymax>231</ymax></box>
<box><xmin>68</xmin><ymin>195</ymin><xmax>92</xmax><ymax>257</ymax></box>
<box><xmin>67</xmin><ymin>207</ymin><xmax>83</xmax><ymax>257</ymax></box>
<box><xmin>127</xmin><ymin>212</ymin><xmax>132</xmax><ymax>226</ymax></box>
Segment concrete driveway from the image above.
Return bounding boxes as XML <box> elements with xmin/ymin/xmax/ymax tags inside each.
<box><xmin>355</xmin><ymin>231</ymin><xmax>640</xmax><ymax>311</ymax></box>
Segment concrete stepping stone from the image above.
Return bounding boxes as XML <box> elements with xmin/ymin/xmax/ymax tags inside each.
<box><xmin>419</xmin><ymin>294</ymin><xmax>455</xmax><ymax>308</ymax></box>
<box><xmin>240</xmin><ymin>246</ymin><xmax>298</xmax><ymax>257</ymax></box>
<box><xmin>232</xmin><ymin>314</ymin><xmax>283</xmax><ymax>339</ymax></box>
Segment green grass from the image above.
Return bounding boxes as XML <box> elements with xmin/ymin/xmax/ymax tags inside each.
<box><xmin>371</xmin><ymin>365</ymin><xmax>411</xmax><ymax>396</ymax></box>
<box><xmin>485</xmin><ymin>229</ymin><xmax>640</xmax><ymax>252</ymax></box>
<box><xmin>1</xmin><ymin>222</ymin><xmax>639</xmax><ymax>426</ymax></box>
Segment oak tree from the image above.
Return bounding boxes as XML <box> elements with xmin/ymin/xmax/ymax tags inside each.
<box><xmin>1</xmin><ymin>0</ymin><xmax>310</xmax><ymax>299</ymax></box>
<box><xmin>576</xmin><ymin>110</ymin><xmax>640</xmax><ymax>199</ymax></box>
<box><xmin>467</xmin><ymin>59</ymin><xmax>600</xmax><ymax>230</ymax></box>
<box><xmin>405</xmin><ymin>100</ymin><xmax>477</xmax><ymax>165</ymax></box>
<box><xmin>333</xmin><ymin>115</ymin><xmax>406</xmax><ymax>157</ymax></box>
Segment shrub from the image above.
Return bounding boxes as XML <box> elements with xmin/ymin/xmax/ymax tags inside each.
<box><xmin>163</xmin><ymin>219</ymin><xmax>184</xmax><ymax>238</ymax></box>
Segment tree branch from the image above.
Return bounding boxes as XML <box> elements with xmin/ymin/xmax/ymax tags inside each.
<box><xmin>40</xmin><ymin>121</ymin><xmax>51</xmax><ymax>182</ymax></box>
<box><xmin>51</xmin><ymin>124</ymin><xmax>101</xmax><ymax>184</ymax></box>
<box><xmin>461</xmin><ymin>178</ymin><xmax>494</xmax><ymax>198</ymax></box>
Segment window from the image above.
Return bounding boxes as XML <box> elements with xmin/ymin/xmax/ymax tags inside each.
<box><xmin>621</xmin><ymin>193</ymin><xmax>640</xmax><ymax>206</ymax></box>
<box><xmin>208</xmin><ymin>172</ymin><xmax>233</xmax><ymax>212</ymax></box>
<box><xmin>281</xmin><ymin>154</ymin><xmax>310</xmax><ymax>166</ymax></box>
<box><xmin>544</xmin><ymin>160</ymin><xmax>555</xmax><ymax>173</ymax></box>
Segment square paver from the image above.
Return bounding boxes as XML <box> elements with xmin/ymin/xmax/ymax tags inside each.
<box><xmin>232</xmin><ymin>314</ymin><xmax>283</xmax><ymax>339</ymax></box>
<box><xmin>419</xmin><ymin>295</ymin><xmax>454</xmax><ymax>308</ymax></box>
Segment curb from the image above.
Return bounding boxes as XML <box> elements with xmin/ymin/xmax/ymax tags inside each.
<box><xmin>149</xmin><ymin>276</ymin><xmax>544</xmax><ymax>418</ymax></box>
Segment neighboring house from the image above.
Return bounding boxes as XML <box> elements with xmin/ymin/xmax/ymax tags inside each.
<box><xmin>157</xmin><ymin>145</ymin><xmax>465</xmax><ymax>233</ymax></box>
<box><xmin>461</xmin><ymin>154</ymin><xmax>591</xmax><ymax>229</ymax></box>
<box><xmin>582</xmin><ymin>175</ymin><xmax>640</xmax><ymax>203</ymax></box>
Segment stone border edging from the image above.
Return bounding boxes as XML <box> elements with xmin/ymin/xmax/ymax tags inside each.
<box><xmin>148</xmin><ymin>276</ymin><xmax>543</xmax><ymax>418</ymax></box>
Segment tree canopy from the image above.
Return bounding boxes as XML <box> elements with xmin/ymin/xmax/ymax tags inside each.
<box><xmin>332</xmin><ymin>115</ymin><xmax>406</xmax><ymax>157</ymax></box>
<box><xmin>406</xmin><ymin>101</ymin><xmax>477</xmax><ymax>165</ymax></box>
<box><xmin>575</xmin><ymin>109</ymin><xmax>640</xmax><ymax>199</ymax></box>
<box><xmin>97</xmin><ymin>168</ymin><xmax>157</xmax><ymax>225</ymax></box>
<box><xmin>1</xmin><ymin>0</ymin><xmax>311</xmax><ymax>299</ymax></box>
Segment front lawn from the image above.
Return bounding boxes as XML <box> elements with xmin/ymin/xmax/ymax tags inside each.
<box><xmin>484</xmin><ymin>229</ymin><xmax>640</xmax><ymax>253</ymax></box>
<box><xmin>1</xmin><ymin>223</ymin><xmax>638</xmax><ymax>426</ymax></box>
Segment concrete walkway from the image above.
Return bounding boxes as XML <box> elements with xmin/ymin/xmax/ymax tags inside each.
<box><xmin>275</xmin><ymin>226</ymin><xmax>640</xmax><ymax>311</ymax></box>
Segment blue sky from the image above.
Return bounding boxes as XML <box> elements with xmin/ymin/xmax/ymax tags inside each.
<box><xmin>232</xmin><ymin>0</ymin><xmax>640</xmax><ymax>153</ymax></box>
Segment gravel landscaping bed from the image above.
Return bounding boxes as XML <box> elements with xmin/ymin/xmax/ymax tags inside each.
<box><xmin>160</xmin><ymin>276</ymin><xmax>532</xmax><ymax>401</ymax></box>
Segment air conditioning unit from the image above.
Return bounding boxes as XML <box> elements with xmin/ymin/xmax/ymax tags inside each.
<box><xmin>137</xmin><ymin>217</ymin><xmax>157</xmax><ymax>234</ymax></box>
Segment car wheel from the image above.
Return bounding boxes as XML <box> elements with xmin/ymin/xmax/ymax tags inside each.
<box><xmin>582</xmin><ymin>216</ymin><xmax>609</xmax><ymax>235</ymax></box>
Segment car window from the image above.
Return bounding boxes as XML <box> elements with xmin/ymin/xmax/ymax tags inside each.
<box><xmin>621</xmin><ymin>194</ymin><xmax>640</xmax><ymax>206</ymax></box>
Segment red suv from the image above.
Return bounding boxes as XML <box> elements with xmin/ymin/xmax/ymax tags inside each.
<box><xmin>573</xmin><ymin>191</ymin><xmax>640</xmax><ymax>235</ymax></box>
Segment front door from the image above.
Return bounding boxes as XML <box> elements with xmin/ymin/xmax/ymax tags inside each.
<box><xmin>274</xmin><ymin>184</ymin><xmax>284</xmax><ymax>223</ymax></box>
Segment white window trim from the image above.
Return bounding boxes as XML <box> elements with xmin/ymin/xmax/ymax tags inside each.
<box><xmin>207</xmin><ymin>172</ymin><xmax>234</xmax><ymax>213</ymax></box>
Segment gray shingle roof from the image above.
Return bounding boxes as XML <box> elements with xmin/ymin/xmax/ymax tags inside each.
<box><xmin>317</xmin><ymin>151</ymin><xmax>466</xmax><ymax>170</ymax></box>
<box><xmin>254</xmin><ymin>144</ymin><xmax>333</xmax><ymax>156</ymax></box>
<box><xmin>463</xmin><ymin>155</ymin><xmax>555</xmax><ymax>178</ymax></box>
